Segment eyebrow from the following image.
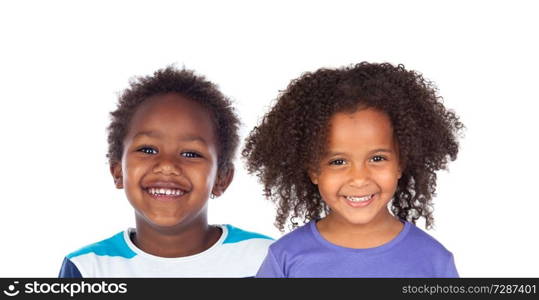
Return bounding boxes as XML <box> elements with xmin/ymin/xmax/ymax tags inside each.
<box><xmin>133</xmin><ymin>131</ymin><xmax>208</xmax><ymax>144</ymax></box>
<box><xmin>327</xmin><ymin>148</ymin><xmax>394</xmax><ymax>157</ymax></box>
<box><xmin>133</xmin><ymin>131</ymin><xmax>162</xmax><ymax>139</ymax></box>
<box><xmin>369</xmin><ymin>148</ymin><xmax>394</xmax><ymax>154</ymax></box>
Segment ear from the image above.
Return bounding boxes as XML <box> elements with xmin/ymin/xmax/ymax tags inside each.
<box><xmin>110</xmin><ymin>162</ymin><xmax>124</xmax><ymax>189</ymax></box>
<box><xmin>395</xmin><ymin>140</ymin><xmax>404</xmax><ymax>180</ymax></box>
<box><xmin>308</xmin><ymin>170</ymin><xmax>319</xmax><ymax>185</ymax></box>
<box><xmin>397</xmin><ymin>158</ymin><xmax>406</xmax><ymax>180</ymax></box>
<box><xmin>211</xmin><ymin>165</ymin><xmax>234</xmax><ymax>197</ymax></box>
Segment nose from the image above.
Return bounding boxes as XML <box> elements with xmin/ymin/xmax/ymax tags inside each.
<box><xmin>347</xmin><ymin>163</ymin><xmax>370</xmax><ymax>188</ymax></box>
<box><xmin>152</xmin><ymin>155</ymin><xmax>182</xmax><ymax>176</ymax></box>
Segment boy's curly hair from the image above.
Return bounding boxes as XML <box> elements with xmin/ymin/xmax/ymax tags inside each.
<box><xmin>107</xmin><ymin>66</ymin><xmax>240</xmax><ymax>174</ymax></box>
<box><xmin>242</xmin><ymin>62</ymin><xmax>464</xmax><ymax>232</ymax></box>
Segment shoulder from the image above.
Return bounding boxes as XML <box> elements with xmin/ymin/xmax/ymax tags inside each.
<box><xmin>58</xmin><ymin>257</ymin><xmax>82</xmax><ymax>278</ymax></box>
<box><xmin>212</xmin><ymin>225</ymin><xmax>274</xmax><ymax>275</ymax></box>
<box><xmin>61</xmin><ymin>230</ymin><xmax>135</xmax><ymax>278</ymax></box>
<box><xmin>266</xmin><ymin>222</ymin><xmax>315</xmax><ymax>257</ymax></box>
<box><xmin>66</xmin><ymin>230</ymin><xmax>136</xmax><ymax>260</ymax></box>
<box><xmin>400</xmin><ymin>222</ymin><xmax>458</xmax><ymax>276</ymax></box>
<box><xmin>221</xmin><ymin>224</ymin><xmax>274</xmax><ymax>252</ymax></box>
<box><xmin>403</xmin><ymin>222</ymin><xmax>453</xmax><ymax>258</ymax></box>
<box><xmin>259</xmin><ymin>222</ymin><xmax>321</xmax><ymax>276</ymax></box>
<box><xmin>222</xmin><ymin>224</ymin><xmax>274</xmax><ymax>243</ymax></box>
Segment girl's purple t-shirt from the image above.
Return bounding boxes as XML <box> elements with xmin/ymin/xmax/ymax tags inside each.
<box><xmin>256</xmin><ymin>221</ymin><xmax>458</xmax><ymax>278</ymax></box>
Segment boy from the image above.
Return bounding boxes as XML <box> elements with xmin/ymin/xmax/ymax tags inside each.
<box><xmin>59</xmin><ymin>66</ymin><xmax>273</xmax><ymax>277</ymax></box>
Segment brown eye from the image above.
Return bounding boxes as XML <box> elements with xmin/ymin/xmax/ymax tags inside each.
<box><xmin>137</xmin><ymin>147</ymin><xmax>158</xmax><ymax>155</ymax></box>
<box><xmin>329</xmin><ymin>159</ymin><xmax>346</xmax><ymax>165</ymax></box>
<box><xmin>370</xmin><ymin>155</ymin><xmax>386</xmax><ymax>162</ymax></box>
<box><xmin>181</xmin><ymin>151</ymin><xmax>202</xmax><ymax>158</ymax></box>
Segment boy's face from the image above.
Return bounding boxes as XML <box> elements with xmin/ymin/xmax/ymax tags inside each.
<box><xmin>111</xmin><ymin>93</ymin><xmax>230</xmax><ymax>230</ymax></box>
<box><xmin>310</xmin><ymin>107</ymin><xmax>401</xmax><ymax>229</ymax></box>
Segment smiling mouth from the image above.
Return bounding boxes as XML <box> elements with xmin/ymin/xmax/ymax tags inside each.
<box><xmin>144</xmin><ymin>187</ymin><xmax>187</xmax><ymax>200</ymax></box>
<box><xmin>345</xmin><ymin>194</ymin><xmax>374</xmax><ymax>203</ymax></box>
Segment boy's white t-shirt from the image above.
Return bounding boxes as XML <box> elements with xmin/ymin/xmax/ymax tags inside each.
<box><xmin>59</xmin><ymin>224</ymin><xmax>273</xmax><ymax>277</ymax></box>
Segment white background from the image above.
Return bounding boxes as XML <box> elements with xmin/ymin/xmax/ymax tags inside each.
<box><xmin>1</xmin><ymin>0</ymin><xmax>538</xmax><ymax>277</ymax></box>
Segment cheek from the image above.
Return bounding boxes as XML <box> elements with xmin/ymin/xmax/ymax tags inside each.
<box><xmin>374</xmin><ymin>169</ymin><xmax>400</xmax><ymax>193</ymax></box>
<box><xmin>317</xmin><ymin>172</ymin><xmax>344</xmax><ymax>197</ymax></box>
<box><xmin>203</xmin><ymin>167</ymin><xmax>216</xmax><ymax>189</ymax></box>
<box><xmin>122</xmin><ymin>158</ymin><xmax>145</xmax><ymax>187</ymax></box>
<box><xmin>193</xmin><ymin>163</ymin><xmax>218</xmax><ymax>190</ymax></box>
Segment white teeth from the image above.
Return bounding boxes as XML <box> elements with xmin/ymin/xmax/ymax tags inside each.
<box><xmin>147</xmin><ymin>188</ymin><xmax>184</xmax><ymax>196</ymax></box>
<box><xmin>346</xmin><ymin>195</ymin><xmax>372</xmax><ymax>202</ymax></box>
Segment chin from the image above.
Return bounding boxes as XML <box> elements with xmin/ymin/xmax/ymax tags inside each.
<box><xmin>341</xmin><ymin>213</ymin><xmax>380</xmax><ymax>226</ymax></box>
<box><xmin>144</xmin><ymin>214</ymin><xmax>185</xmax><ymax>228</ymax></box>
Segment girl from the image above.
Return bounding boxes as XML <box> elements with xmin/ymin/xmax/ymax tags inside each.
<box><xmin>243</xmin><ymin>62</ymin><xmax>463</xmax><ymax>277</ymax></box>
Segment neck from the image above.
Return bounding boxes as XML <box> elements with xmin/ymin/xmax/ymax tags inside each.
<box><xmin>132</xmin><ymin>216</ymin><xmax>222</xmax><ymax>258</ymax></box>
<box><xmin>317</xmin><ymin>209</ymin><xmax>403</xmax><ymax>249</ymax></box>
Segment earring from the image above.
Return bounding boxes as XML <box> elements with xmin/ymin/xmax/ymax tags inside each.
<box><xmin>210</xmin><ymin>193</ymin><xmax>216</xmax><ymax>199</ymax></box>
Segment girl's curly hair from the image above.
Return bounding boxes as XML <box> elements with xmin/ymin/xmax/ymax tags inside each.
<box><xmin>242</xmin><ymin>62</ymin><xmax>464</xmax><ymax>232</ymax></box>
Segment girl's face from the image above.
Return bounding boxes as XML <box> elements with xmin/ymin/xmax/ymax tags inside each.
<box><xmin>310</xmin><ymin>107</ymin><xmax>401</xmax><ymax>229</ymax></box>
<box><xmin>111</xmin><ymin>93</ymin><xmax>228</xmax><ymax>230</ymax></box>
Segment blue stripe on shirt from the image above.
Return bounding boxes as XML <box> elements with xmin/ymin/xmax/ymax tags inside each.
<box><xmin>66</xmin><ymin>231</ymin><xmax>136</xmax><ymax>259</ymax></box>
<box><xmin>223</xmin><ymin>225</ymin><xmax>273</xmax><ymax>244</ymax></box>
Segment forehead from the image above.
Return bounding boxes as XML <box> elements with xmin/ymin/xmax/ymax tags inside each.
<box><xmin>327</xmin><ymin>108</ymin><xmax>395</xmax><ymax>149</ymax></box>
<box><xmin>127</xmin><ymin>93</ymin><xmax>216</xmax><ymax>142</ymax></box>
